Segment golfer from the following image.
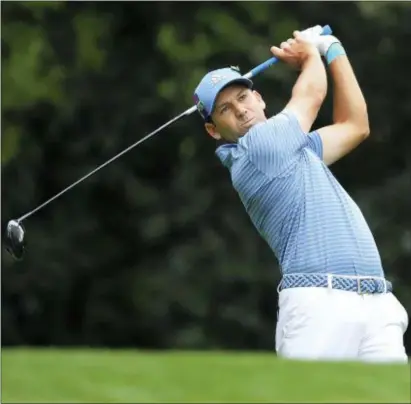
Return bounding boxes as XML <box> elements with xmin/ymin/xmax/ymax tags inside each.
<box><xmin>193</xmin><ymin>28</ymin><xmax>408</xmax><ymax>362</ymax></box>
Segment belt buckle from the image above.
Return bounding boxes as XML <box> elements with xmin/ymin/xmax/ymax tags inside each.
<box><xmin>357</xmin><ymin>277</ymin><xmax>368</xmax><ymax>295</ymax></box>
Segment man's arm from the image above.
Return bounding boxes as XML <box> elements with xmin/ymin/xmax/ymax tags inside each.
<box><xmin>271</xmin><ymin>32</ymin><xmax>327</xmax><ymax>133</ymax></box>
<box><xmin>315</xmin><ymin>44</ymin><xmax>370</xmax><ymax>166</ymax></box>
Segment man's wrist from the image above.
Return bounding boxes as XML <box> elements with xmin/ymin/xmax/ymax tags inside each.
<box><xmin>325</xmin><ymin>42</ymin><xmax>347</xmax><ymax>65</ymax></box>
<box><xmin>317</xmin><ymin>35</ymin><xmax>341</xmax><ymax>56</ymax></box>
<box><xmin>301</xmin><ymin>48</ymin><xmax>322</xmax><ymax>67</ymax></box>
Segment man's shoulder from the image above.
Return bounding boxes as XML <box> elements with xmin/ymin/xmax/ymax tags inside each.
<box><xmin>245</xmin><ymin>110</ymin><xmax>297</xmax><ymax>140</ymax></box>
<box><xmin>215</xmin><ymin>109</ymin><xmax>301</xmax><ymax>169</ymax></box>
<box><xmin>238</xmin><ymin>110</ymin><xmax>295</xmax><ymax>154</ymax></box>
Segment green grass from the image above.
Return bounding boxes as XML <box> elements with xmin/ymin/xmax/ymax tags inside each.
<box><xmin>2</xmin><ymin>348</ymin><xmax>410</xmax><ymax>403</ymax></box>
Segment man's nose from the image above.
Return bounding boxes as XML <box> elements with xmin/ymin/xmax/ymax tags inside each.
<box><xmin>234</xmin><ymin>104</ymin><xmax>247</xmax><ymax>118</ymax></box>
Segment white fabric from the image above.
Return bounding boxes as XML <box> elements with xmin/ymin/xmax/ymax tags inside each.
<box><xmin>275</xmin><ymin>286</ymin><xmax>409</xmax><ymax>362</ymax></box>
<box><xmin>299</xmin><ymin>25</ymin><xmax>340</xmax><ymax>55</ymax></box>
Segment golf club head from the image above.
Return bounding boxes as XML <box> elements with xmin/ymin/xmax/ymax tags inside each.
<box><xmin>4</xmin><ymin>220</ymin><xmax>26</xmax><ymax>260</ymax></box>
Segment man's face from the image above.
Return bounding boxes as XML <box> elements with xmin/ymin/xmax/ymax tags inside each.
<box><xmin>205</xmin><ymin>84</ymin><xmax>267</xmax><ymax>142</ymax></box>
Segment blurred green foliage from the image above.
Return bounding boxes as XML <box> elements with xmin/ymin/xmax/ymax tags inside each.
<box><xmin>1</xmin><ymin>1</ymin><xmax>410</xmax><ymax>352</ymax></box>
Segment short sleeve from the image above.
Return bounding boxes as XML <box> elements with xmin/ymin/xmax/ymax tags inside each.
<box><xmin>244</xmin><ymin>109</ymin><xmax>307</xmax><ymax>178</ymax></box>
<box><xmin>306</xmin><ymin>130</ymin><xmax>323</xmax><ymax>160</ymax></box>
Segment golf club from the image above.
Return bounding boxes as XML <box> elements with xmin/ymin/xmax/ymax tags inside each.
<box><xmin>3</xmin><ymin>25</ymin><xmax>332</xmax><ymax>260</ymax></box>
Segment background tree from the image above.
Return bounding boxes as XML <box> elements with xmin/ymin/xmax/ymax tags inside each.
<box><xmin>2</xmin><ymin>1</ymin><xmax>410</xmax><ymax>352</ymax></box>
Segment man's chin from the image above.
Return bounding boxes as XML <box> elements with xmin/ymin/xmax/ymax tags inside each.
<box><xmin>240</xmin><ymin>119</ymin><xmax>258</xmax><ymax>133</ymax></box>
<box><xmin>242</xmin><ymin>118</ymin><xmax>255</xmax><ymax>128</ymax></box>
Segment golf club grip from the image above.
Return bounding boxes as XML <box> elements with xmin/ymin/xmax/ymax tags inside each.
<box><xmin>243</xmin><ymin>24</ymin><xmax>333</xmax><ymax>79</ymax></box>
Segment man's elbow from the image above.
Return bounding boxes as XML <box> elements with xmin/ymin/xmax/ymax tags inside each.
<box><xmin>358</xmin><ymin>108</ymin><xmax>370</xmax><ymax>140</ymax></box>
<box><xmin>362</xmin><ymin>124</ymin><xmax>370</xmax><ymax>140</ymax></box>
<box><xmin>346</xmin><ymin>107</ymin><xmax>370</xmax><ymax>141</ymax></box>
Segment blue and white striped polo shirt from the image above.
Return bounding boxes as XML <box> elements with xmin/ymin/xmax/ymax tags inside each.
<box><xmin>216</xmin><ymin>109</ymin><xmax>384</xmax><ymax>278</ymax></box>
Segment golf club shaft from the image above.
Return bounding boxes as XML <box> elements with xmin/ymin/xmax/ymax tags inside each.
<box><xmin>17</xmin><ymin>109</ymin><xmax>189</xmax><ymax>222</ymax></box>
<box><xmin>16</xmin><ymin>24</ymin><xmax>332</xmax><ymax>223</ymax></box>
<box><xmin>243</xmin><ymin>25</ymin><xmax>332</xmax><ymax>79</ymax></box>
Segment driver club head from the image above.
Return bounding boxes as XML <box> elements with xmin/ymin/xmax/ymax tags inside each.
<box><xmin>4</xmin><ymin>220</ymin><xmax>26</xmax><ymax>260</ymax></box>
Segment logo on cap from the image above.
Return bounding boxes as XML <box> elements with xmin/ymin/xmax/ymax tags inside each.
<box><xmin>210</xmin><ymin>74</ymin><xmax>226</xmax><ymax>87</ymax></box>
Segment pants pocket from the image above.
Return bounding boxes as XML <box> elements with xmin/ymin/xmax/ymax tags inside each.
<box><xmin>275</xmin><ymin>289</ymin><xmax>320</xmax><ymax>354</ymax></box>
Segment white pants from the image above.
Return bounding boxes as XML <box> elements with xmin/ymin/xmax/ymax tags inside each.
<box><xmin>275</xmin><ymin>287</ymin><xmax>409</xmax><ymax>362</ymax></box>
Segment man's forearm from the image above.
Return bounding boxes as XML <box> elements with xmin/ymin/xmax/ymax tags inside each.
<box><xmin>292</xmin><ymin>52</ymin><xmax>327</xmax><ymax>105</ymax></box>
<box><xmin>327</xmin><ymin>47</ymin><xmax>369</xmax><ymax>134</ymax></box>
<box><xmin>314</xmin><ymin>42</ymin><xmax>370</xmax><ymax>166</ymax></box>
<box><xmin>285</xmin><ymin>52</ymin><xmax>327</xmax><ymax>132</ymax></box>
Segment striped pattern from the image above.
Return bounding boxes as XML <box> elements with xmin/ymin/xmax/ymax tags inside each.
<box><xmin>216</xmin><ymin>110</ymin><xmax>385</xmax><ymax>278</ymax></box>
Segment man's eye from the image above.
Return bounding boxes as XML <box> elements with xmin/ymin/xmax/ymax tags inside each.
<box><xmin>220</xmin><ymin>106</ymin><xmax>228</xmax><ymax>114</ymax></box>
<box><xmin>239</xmin><ymin>93</ymin><xmax>247</xmax><ymax>101</ymax></box>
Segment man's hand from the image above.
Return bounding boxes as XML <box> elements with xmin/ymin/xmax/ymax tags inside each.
<box><xmin>270</xmin><ymin>31</ymin><xmax>320</xmax><ymax>70</ymax></box>
<box><xmin>298</xmin><ymin>25</ymin><xmax>342</xmax><ymax>59</ymax></box>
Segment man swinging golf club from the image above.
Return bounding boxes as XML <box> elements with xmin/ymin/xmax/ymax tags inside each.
<box><xmin>193</xmin><ymin>27</ymin><xmax>408</xmax><ymax>362</ymax></box>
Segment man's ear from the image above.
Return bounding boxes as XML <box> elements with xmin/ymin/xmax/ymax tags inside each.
<box><xmin>253</xmin><ymin>90</ymin><xmax>266</xmax><ymax>110</ymax></box>
<box><xmin>205</xmin><ymin>122</ymin><xmax>221</xmax><ymax>140</ymax></box>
